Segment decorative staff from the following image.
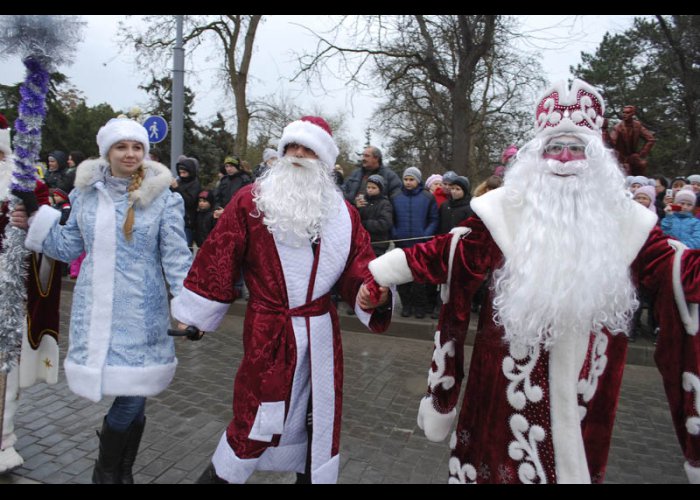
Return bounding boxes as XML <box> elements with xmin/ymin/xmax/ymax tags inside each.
<box><xmin>0</xmin><ymin>14</ymin><xmax>84</xmax><ymax>443</ymax></box>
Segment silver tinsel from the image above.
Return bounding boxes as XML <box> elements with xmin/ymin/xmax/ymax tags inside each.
<box><xmin>0</xmin><ymin>15</ymin><xmax>85</xmax><ymax>69</ymax></box>
<box><xmin>0</xmin><ymin>220</ymin><xmax>31</xmax><ymax>372</ymax></box>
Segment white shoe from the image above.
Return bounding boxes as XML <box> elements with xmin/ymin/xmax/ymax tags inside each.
<box><xmin>0</xmin><ymin>446</ymin><xmax>24</xmax><ymax>473</ymax></box>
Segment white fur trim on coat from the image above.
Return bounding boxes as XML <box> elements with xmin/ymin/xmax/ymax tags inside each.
<box><xmin>24</xmin><ymin>205</ymin><xmax>61</xmax><ymax>252</ymax></box>
<box><xmin>171</xmin><ymin>286</ymin><xmax>230</xmax><ymax>332</ymax></box>
<box><xmin>74</xmin><ymin>158</ymin><xmax>173</xmax><ymax>208</ymax></box>
<box><xmin>277</xmin><ymin>119</ymin><xmax>339</xmax><ymax>171</ymax></box>
<box><xmin>417</xmin><ymin>395</ymin><xmax>457</xmax><ymax>442</ymax></box>
<box><xmin>368</xmin><ymin>248</ymin><xmax>413</xmax><ymax>287</ymax></box>
<box><xmin>667</xmin><ymin>238</ymin><xmax>699</xmax><ymax>336</ymax></box>
<box><xmin>685</xmin><ymin>461</ymin><xmax>700</xmax><ymax>484</ymax></box>
<box><xmin>440</xmin><ymin>226</ymin><xmax>471</xmax><ymax>304</ymax></box>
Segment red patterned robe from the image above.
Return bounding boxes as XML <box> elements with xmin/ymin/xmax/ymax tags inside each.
<box><xmin>369</xmin><ymin>187</ymin><xmax>700</xmax><ymax>483</ymax></box>
<box><xmin>171</xmin><ymin>184</ymin><xmax>390</xmax><ymax>483</ymax></box>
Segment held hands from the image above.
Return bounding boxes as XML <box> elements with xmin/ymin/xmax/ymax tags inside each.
<box><xmin>357</xmin><ymin>283</ymin><xmax>390</xmax><ymax>311</ymax></box>
<box><xmin>168</xmin><ymin>322</ymin><xmax>205</xmax><ymax>341</ymax></box>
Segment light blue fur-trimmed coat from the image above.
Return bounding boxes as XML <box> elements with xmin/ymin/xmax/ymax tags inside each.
<box><xmin>25</xmin><ymin>159</ymin><xmax>192</xmax><ymax>402</ymax></box>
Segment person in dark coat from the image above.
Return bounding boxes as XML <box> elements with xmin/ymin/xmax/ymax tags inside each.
<box><xmin>341</xmin><ymin>145</ymin><xmax>402</xmax><ymax>205</ymax></box>
<box><xmin>214</xmin><ymin>155</ymin><xmax>253</xmax><ymax>217</ymax></box>
<box><xmin>358</xmin><ymin>174</ymin><xmax>394</xmax><ymax>257</ymax></box>
<box><xmin>438</xmin><ymin>176</ymin><xmax>473</xmax><ymax>234</ymax></box>
<box><xmin>44</xmin><ymin>150</ymin><xmax>73</xmax><ymax>194</ymax></box>
<box><xmin>194</xmin><ymin>189</ymin><xmax>217</xmax><ymax>249</ymax></box>
<box><xmin>171</xmin><ymin>155</ymin><xmax>202</xmax><ymax>249</ymax></box>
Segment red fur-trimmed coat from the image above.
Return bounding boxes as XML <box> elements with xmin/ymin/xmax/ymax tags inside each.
<box><xmin>171</xmin><ymin>184</ymin><xmax>390</xmax><ymax>483</ymax></box>
<box><xmin>370</xmin><ymin>187</ymin><xmax>700</xmax><ymax>483</ymax></box>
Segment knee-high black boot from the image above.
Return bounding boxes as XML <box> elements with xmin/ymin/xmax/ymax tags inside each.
<box><xmin>195</xmin><ymin>462</ymin><xmax>229</xmax><ymax>483</ymax></box>
<box><xmin>92</xmin><ymin>417</ymin><xmax>130</xmax><ymax>484</ymax></box>
<box><xmin>119</xmin><ymin>417</ymin><xmax>145</xmax><ymax>484</ymax></box>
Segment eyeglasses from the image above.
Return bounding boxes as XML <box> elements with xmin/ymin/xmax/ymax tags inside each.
<box><xmin>543</xmin><ymin>143</ymin><xmax>586</xmax><ymax>155</ymax></box>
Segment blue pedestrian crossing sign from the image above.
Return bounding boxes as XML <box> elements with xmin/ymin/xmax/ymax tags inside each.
<box><xmin>143</xmin><ymin>115</ymin><xmax>168</xmax><ymax>144</ymax></box>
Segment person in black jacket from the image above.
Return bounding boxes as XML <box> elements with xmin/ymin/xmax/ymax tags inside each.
<box><xmin>170</xmin><ymin>155</ymin><xmax>201</xmax><ymax>249</ymax></box>
<box><xmin>194</xmin><ymin>189</ymin><xmax>217</xmax><ymax>249</ymax></box>
<box><xmin>214</xmin><ymin>155</ymin><xmax>253</xmax><ymax>218</ymax></box>
<box><xmin>358</xmin><ymin>174</ymin><xmax>394</xmax><ymax>257</ymax></box>
<box><xmin>438</xmin><ymin>176</ymin><xmax>473</xmax><ymax>235</ymax></box>
<box><xmin>44</xmin><ymin>150</ymin><xmax>73</xmax><ymax>194</ymax></box>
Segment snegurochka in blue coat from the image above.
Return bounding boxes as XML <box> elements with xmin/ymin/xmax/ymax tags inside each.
<box><xmin>18</xmin><ymin>117</ymin><xmax>192</xmax><ymax>484</ymax></box>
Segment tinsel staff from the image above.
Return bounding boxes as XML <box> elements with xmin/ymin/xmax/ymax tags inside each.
<box><xmin>0</xmin><ymin>14</ymin><xmax>84</xmax><ymax>436</ymax></box>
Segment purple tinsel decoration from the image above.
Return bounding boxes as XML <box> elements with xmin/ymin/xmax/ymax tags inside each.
<box><xmin>10</xmin><ymin>56</ymin><xmax>49</xmax><ymax>193</ymax></box>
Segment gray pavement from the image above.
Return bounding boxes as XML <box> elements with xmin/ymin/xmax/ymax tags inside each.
<box><xmin>0</xmin><ymin>283</ymin><xmax>688</xmax><ymax>484</ymax></box>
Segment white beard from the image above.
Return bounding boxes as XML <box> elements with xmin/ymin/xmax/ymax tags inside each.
<box><xmin>491</xmin><ymin>135</ymin><xmax>638</xmax><ymax>349</ymax></box>
<box><xmin>252</xmin><ymin>156</ymin><xmax>342</xmax><ymax>248</ymax></box>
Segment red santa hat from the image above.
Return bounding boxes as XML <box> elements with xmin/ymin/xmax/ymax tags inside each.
<box><xmin>0</xmin><ymin>112</ymin><xmax>11</xmax><ymax>157</ymax></box>
<box><xmin>534</xmin><ymin>79</ymin><xmax>605</xmax><ymax>139</ymax></box>
<box><xmin>277</xmin><ymin>116</ymin><xmax>339</xmax><ymax>171</ymax></box>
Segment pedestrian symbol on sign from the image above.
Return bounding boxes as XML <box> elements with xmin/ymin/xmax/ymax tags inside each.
<box><xmin>142</xmin><ymin>116</ymin><xmax>168</xmax><ymax>144</ymax></box>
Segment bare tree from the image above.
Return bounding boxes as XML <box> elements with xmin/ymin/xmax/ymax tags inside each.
<box><xmin>294</xmin><ymin>15</ymin><xmax>545</xmax><ymax>179</ymax></box>
<box><xmin>118</xmin><ymin>15</ymin><xmax>261</xmax><ymax>159</ymax></box>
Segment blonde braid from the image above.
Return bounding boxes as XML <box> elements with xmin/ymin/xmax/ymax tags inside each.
<box><xmin>123</xmin><ymin>166</ymin><xmax>145</xmax><ymax>241</ymax></box>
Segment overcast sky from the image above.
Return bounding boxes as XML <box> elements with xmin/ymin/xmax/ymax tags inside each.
<box><xmin>0</xmin><ymin>15</ymin><xmax>641</xmax><ymax>155</ymax></box>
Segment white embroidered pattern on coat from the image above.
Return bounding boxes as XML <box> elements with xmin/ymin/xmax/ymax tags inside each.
<box><xmin>502</xmin><ymin>341</ymin><xmax>546</xmax><ymax>483</ymax></box>
<box><xmin>682</xmin><ymin>372</ymin><xmax>700</xmax><ymax>435</ymax></box>
<box><xmin>448</xmin><ymin>431</ymin><xmax>476</xmax><ymax>483</ymax></box>
<box><xmin>576</xmin><ymin>330</ymin><xmax>608</xmax><ymax>420</ymax></box>
<box><xmin>427</xmin><ymin>330</ymin><xmax>455</xmax><ymax>391</ymax></box>
<box><xmin>508</xmin><ymin>414</ymin><xmax>547</xmax><ymax>484</ymax></box>
<box><xmin>503</xmin><ymin>342</ymin><xmax>543</xmax><ymax>410</ymax></box>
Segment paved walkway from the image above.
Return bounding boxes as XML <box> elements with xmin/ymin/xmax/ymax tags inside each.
<box><xmin>0</xmin><ymin>287</ymin><xmax>687</xmax><ymax>484</ymax></box>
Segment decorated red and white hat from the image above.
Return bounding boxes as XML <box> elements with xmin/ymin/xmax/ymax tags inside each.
<box><xmin>534</xmin><ymin>79</ymin><xmax>605</xmax><ymax>139</ymax></box>
<box><xmin>277</xmin><ymin>116</ymin><xmax>339</xmax><ymax>170</ymax></box>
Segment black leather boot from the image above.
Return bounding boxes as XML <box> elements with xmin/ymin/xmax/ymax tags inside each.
<box><xmin>92</xmin><ymin>417</ymin><xmax>130</xmax><ymax>484</ymax></box>
<box><xmin>119</xmin><ymin>417</ymin><xmax>146</xmax><ymax>484</ymax></box>
<box><xmin>196</xmin><ymin>462</ymin><xmax>229</xmax><ymax>484</ymax></box>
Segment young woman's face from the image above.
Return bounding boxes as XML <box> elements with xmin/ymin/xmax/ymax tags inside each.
<box><xmin>108</xmin><ymin>141</ymin><xmax>145</xmax><ymax>178</ymax></box>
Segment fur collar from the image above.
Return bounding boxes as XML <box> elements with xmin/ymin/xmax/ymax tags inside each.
<box><xmin>74</xmin><ymin>158</ymin><xmax>173</xmax><ymax>208</ymax></box>
<box><xmin>471</xmin><ymin>187</ymin><xmax>658</xmax><ymax>265</ymax></box>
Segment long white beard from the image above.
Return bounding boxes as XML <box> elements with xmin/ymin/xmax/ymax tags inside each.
<box><xmin>252</xmin><ymin>156</ymin><xmax>342</xmax><ymax>248</ymax></box>
<box><xmin>491</xmin><ymin>136</ymin><xmax>638</xmax><ymax>349</ymax></box>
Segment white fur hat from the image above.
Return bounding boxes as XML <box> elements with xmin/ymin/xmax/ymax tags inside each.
<box><xmin>0</xmin><ymin>128</ymin><xmax>11</xmax><ymax>157</ymax></box>
<box><xmin>277</xmin><ymin>116</ymin><xmax>339</xmax><ymax>171</ymax></box>
<box><xmin>96</xmin><ymin>117</ymin><xmax>150</xmax><ymax>159</ymax></box>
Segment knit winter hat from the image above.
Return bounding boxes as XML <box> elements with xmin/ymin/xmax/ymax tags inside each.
<box><xmin>633</xmin><ymin>185</ymin><xmax>656</xmax><ymax>211</ymax></box>
<box><xmin>403</xmin><ymin>166</ymin><xmax>422</xmax><ymax>183</ymax></box>
<box><xmin>0</xmin><ymin>112</ymin><xmax>10</xmax><ymax>157</ymax></box>
<box><xmin>277</xmin><ymin>116</ymin><xmax>339</xmax><ymax>171</ymax></box>
<box><xmin>675</xmin><ymin>187</ymin><xmax>696</xmax><ymax>205</ymax></box>
<box><xmin>425</xmin><ymin>174</ymin><xmax>443</xmax><ymax>190</ymax></box>
<box><xmin>262</xmin><ymin>148</ymin><xmax>278</xmax><ymax>163</ymax></box>
<box><xmin>224</xmin><ymin>156</ymin><xmax>240</xmax><ymax>167</ymax></box>
<box><xmin>442</xmin><ymin>170</ymin><xmax>458</xmax><ymax>184</ymax></box>
<box><xmin>451</xmin><ymin>176</ymin><xmax>471</xmax><ymax>195</ymax></box>
<box><xmin>198</xmin><ymin>189</ymin><xmax>214</xmax><ymax>205</ymax></box>
<box><xmin>630</xmin><ymin>176</ymin><xmax>648</xmax><ymax>187</ymax></box>
<box><xmin>96</xmin><ymin>117</ymin><xmax>150</xmax><ymax>159</ymax></box>
<box><xmin>367</xmin><ymin>174</ymin><xmax>385</xmax><ymax>193</ymax></box>
<box><xmin>50</xmin><ymin>187</ymin><xmax>69</xmax><ymax>202</ymax></box>
<box><xmin>688</xmin><ymin>174</ymin><xmax>700</xmax><ymax>184</ymax></box>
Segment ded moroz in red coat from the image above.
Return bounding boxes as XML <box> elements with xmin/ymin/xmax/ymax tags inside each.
<box><xmin>370</xmin><ymin>187</ymin><xmax>700</xmax><ymax>483</ymax></box>
<box><xmin>171</xmin><ymin>184</ymin><xmax>391</xmax><ymax>483</ymax></box>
